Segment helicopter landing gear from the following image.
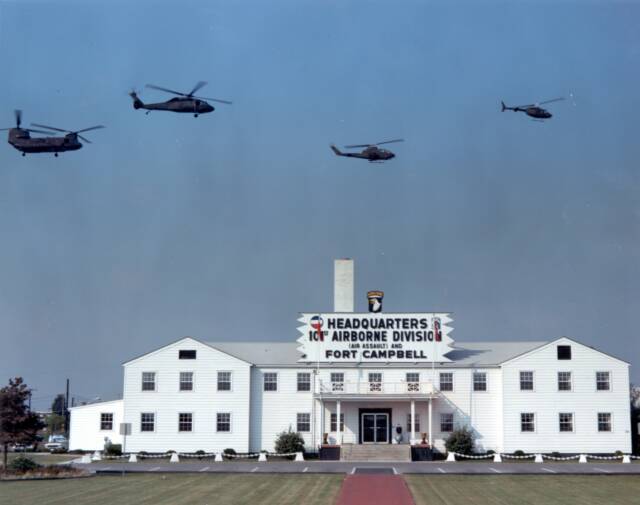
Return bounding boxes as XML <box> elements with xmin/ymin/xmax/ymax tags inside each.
<box><xmin>54</xmin><ymin>153</ymin><xmax>58</xmax><ymax>157</ymax></box>
<box><xmin>194</xmin><ymin>113</ymin><xmax>199</xmax><ymax>117</ymax></box>
<box><xmin>22</xmin><ymin>152</ymin><xmax>26</xmax><ymax>157</ymax></box>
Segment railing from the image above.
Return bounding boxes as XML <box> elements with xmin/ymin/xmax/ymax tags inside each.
<box><xmin>318</xmin><ymin>380</ymin><xmax>435</xmax><ymax>395</ymax></box>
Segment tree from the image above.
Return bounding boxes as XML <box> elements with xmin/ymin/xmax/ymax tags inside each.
<box><xmin>51</xmin><ymin>394</ymin><xmax>66</xmax><ymax>416</ymax></box>
<box><xmin>274</xmin><ymin>429</ymin><xmax>305</xmax><ymax>456</ymax></box>
<box><xmin>631</xmin><ymin>384</ymin><xmax>640</xmax><ymax>454</ymax></box>
<box><xmin>45</xmin><ymin>413</ymin><xmax>66</xmax><ymax>434</ymax></box>
<box><xmin>0</xmin><ymin>377</ymin><xmax>44</xmax><ymax>469</ymax></box>
<box><xmin>444</xmin><ymin>426</ymin><xmax>475</xmax><ymax>455</ymax></box>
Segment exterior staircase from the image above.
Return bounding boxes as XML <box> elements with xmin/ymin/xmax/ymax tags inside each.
<box><xmin>340</xmin><ymin>444</ymin><xmax>411</xmax><ymax>462</ymax></box>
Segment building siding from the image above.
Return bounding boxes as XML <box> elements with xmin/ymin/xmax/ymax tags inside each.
<box><xmin>69</xmin><ymin>400</ymin><xmax>124</xmax><ymax>451</ymax></box>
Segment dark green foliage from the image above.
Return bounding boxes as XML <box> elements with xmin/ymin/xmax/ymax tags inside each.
<box><xmin>223</xmin><ymin>448</ymin><xmax>236</xmax><ymax>455</ymax></box>
<box><xmin>195</xmin><ymin>450</ymin><xmax>206</xmax><ymax>460</ymax></box>
<box><xmin>8</xmin><ymin>456</ymin><xmax>41</xmax><ymax>472</ymax></box>
<box><xmin>274</xmin><ymin>429</ymin><xmax>305</xmax><ymax>456</ymax></box>
<box><xmin>104</xmin><ymin>443</ymin><xmax>122</xmax><ymax>456</ymax></box>
<box><xmin>486</xmin><ymin>449</ymin><xmax>495</xmax><ymax>455</ymax></box>
<box><xmin>444</xmin><ymin>426</ymin><xmax>474</xmax><ymax>455</ymax></box>
<box><xmin>514</xmin><ymin>450</ymin><xmax>525</xmax><ymax>457</ymax></box>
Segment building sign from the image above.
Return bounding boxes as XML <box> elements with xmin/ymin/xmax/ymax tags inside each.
<box><xmin>297</xmin><ymin>313</ymin><xmax>454</xmax><ymax>362</ymax></box>
<box><xmin>367</xmin><ymin>291</ymin><xmax>384</xmax><ymax>313</ymax></box>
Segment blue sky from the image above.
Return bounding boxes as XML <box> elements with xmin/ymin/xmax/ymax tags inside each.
<box><xmin>0</xmin><ymin>0</ymin><xmax>638</xmax><ymax>408</ymax></box>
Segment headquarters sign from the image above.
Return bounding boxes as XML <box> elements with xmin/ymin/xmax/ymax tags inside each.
<box><xmin>297</xmin><ymin>313</ymin><xmax>454</xmax><ymax>362</ymax></box>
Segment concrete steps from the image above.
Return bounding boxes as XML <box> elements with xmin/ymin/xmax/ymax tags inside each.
<box><xmin>340</xmin><ymin>444</ymin><xmax>411</xmax><ymax>462</ymax></box>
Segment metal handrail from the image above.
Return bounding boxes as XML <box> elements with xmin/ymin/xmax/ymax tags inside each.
<box><xmin>318</xmin><ymin>380</ymin><xmax>435</xmax><ymax>395</ymax></box>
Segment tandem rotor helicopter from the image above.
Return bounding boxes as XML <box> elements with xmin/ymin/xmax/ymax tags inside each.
<box><xmin>501</xmin><ymin>97</ymin><xmax>565</xmax><ymax>121</ymax></box>
<box><xmin>129</xmin><ymin>81</ymin><xmax>232</xmax><ymax>117</ymax></box>
<box><xmin>330</xmin><ymin>139</ymin><xmax>404</xmax><ymax>162</ymax></box>
<box><xmin>1</xmin><ymin>110</ymin><xmax>104</xmax><ymax>157</ymax></box>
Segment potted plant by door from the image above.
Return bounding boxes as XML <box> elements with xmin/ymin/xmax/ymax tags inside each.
<box><xmin>319</xmin><ymin>433</ymin><xmax>340</xmax><ymax>460</ymax></box>
<box><xmin>411</xmin><ymin>432</ymin><xmax>433</xmax><ymax>461</ymax></box>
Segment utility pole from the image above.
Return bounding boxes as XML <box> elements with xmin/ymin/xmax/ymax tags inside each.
<box><xmin>65</xmin><ymin>379</ymin><xmax>70</xmax><ymax>437</ymax></box>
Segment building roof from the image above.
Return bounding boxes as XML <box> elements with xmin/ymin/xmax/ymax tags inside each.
<box><xmin>207</xmin><ymin>340</ymin><xmax>548</xmax><ymax>368</ymax></box>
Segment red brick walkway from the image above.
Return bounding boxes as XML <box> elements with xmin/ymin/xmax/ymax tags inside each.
<box><xmin>335</xmin><ymin>475</ymin><xmax>415</xmax><ymax>505</ymax></box>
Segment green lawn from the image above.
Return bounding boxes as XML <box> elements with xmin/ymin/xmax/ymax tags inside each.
<box><xmin>0</xmin><ymin>474</ymin><xmax>344</xmax><ymax>505</ymax></box>
<box><xmin>406</xmin><ymin>475</ymin><xmax>640</xmax><ymax>505</ymax></box>
<box><xmin>1</xmin><ymin>453</ymin><xmax>76</xmax><ymax>467</ymax></box>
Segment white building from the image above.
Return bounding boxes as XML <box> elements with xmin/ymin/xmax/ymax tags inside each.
<box><xmin>70</xmin><ymin>260</ymin><xmax>632</xmax><ymax>455</ymax></box>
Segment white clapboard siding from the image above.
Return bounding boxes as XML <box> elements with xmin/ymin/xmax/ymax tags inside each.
<box><xmin>69</xmin><ymin>400</ymin><xmax>124</xmax><ymax>451</ymax></box>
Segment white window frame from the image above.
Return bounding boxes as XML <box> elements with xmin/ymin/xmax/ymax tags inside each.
<box><xmin>368</xmin><ymin>372</ymin><xmax>383</xmax><ymax>392</ymax></box>
<box><xmin>519</xmin><ymin>371</ymin><xmax>534</xmax><ymax>391</ymax></box>
<box><xmin>263</xmin><ymin>372</ymin><xmax>278</xmax><ymax>392</ymax></box>
<box><xmin>179</xmin><ymin>371</ymin><xmax>194</xmax><ymax>392</ymax></box>
<box><xmin>473</xmin><ymin>371</ymin><xmax>488</xmax><ymax>392</ymax></box>
<box><xmin>558</xmin><ymin>412</ymin><xmax>574</xmax><ymax>433</ymax></box>
<box><xmin>330</xmin><ymin>413</ymin><xmax>345</xmax><ymax>432</ymax></box>
<box><xmin>557</xmin><ymin>371</ymin><xmax>572</xmax><ymax>392</ymax></box>
<box><xmin>178</xmin><ymin>412</ymin><xmax>194</xmax><ymax>433</ymax></box>
<box><xmin>439</xmin><ymin>372</ymin><xmax>454</xmax><ymax>392</ymax></box>
<box><xmin>141</xmin><ymin>371</ymin><xmax>157</xmax><ymax>392</ymax></box>
<box><xmin>216</xmin><ymin>412</ymin><xmax>232</xmax><ymax>433</ymax></box>
<box><xmin>297</xmin><ymin>372</ymin><xmax>312</xmax><ymax>392</ymax></box>
<box><xmin>140</xmin><ymin>412</ymin><xmax>156</xmax><ymax>433</ymax></box>
<box><xmin>297</xmin><ymin>412</ymin><xmax>311</xmax><ymax>433</ymax></box>
<box><xmin>597</xmin><ymin>412</ymin><xmax>612</xmax><ymax>433</ymax></box>
<box><xmin>217</xmin><ymin>371</ymin><xmax>233</xmax><ymax>392</ymax></box>
<box><xmin>440</xmin><ymin>413</ymin><xmax>454</xmax><ymax>433</ymax></box>
<box><xmin>406</xmin><ymin>413</ymin><xmax>420</xmax><ymax>433</ymax></box>
<box><xmin>520</xmin><ymin>412</ymin><xmax>536</xmax><ymax>433</ymax></box>
<box><xmin>595</xmin><ymin>371</ymin><xmax>611</xmax><ymax>392</ymax></box>
<box><xmin>330</xmin><ymin>372</ymin><xmax>345</xmax><ymax>392</ymax></box>
<box><xmin>100</xmin><ymin>412</ymin><xmax>113</xmax><ymax>431</ymax></box>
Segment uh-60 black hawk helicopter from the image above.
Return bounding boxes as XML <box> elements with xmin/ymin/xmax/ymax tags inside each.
<box><xmin>129</xmin><ymin>81</ymin><xmax>232</xmax><ymax>117</ymax></box>
<box><xmin>1</xmin><ymin>110</ymin><xmax>104</xmax><ymax>157</ymax></box>
<box><xmin>501</xmin><ymin>97</ymin><xmax>565</xmax><ymax>121</ymax></box>
<box><xmin>330</xmin><ymin>139</ymin><xmax>404</xmax><ymax>162</ymax></box>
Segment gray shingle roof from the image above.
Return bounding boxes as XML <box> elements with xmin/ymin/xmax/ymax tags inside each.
<box><xmin>207</xmin><ymin>340</ymin><xmax>547</xmax><ymax>368</ymax></box>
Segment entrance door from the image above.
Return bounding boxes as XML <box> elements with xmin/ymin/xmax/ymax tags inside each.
<box><xmin>361</xmin><ymin>413</ymin><xmax>389</xmax><ymax>443</ymax></box>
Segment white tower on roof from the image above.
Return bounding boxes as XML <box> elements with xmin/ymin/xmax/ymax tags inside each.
<box><xmin>334</xmin><ymin>258</ymin><xmax>354</xmax><ymax>313</ymax></box>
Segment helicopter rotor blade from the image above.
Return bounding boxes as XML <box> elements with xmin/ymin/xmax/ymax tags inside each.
<box><xmin>145</xmin><ymin>84</ymin><xmax>188</xmax><ymax>96</ymax></box>
<box><xmin>78</xmin><ymin>135</ymin><xmax>92</xmax><ymax>144</ymax></box>
<box><xmin>187</xmin><ymin>81</ymin><xmax>208</xmax><ymax>97</ymax></box>
<box><xmin>536</xmin><ymin>97</ymin><xmax>565</xmax><ymax>106</ymax></box>
<box><xmin>26</xmin><ymin>128</ymin><xmax>55</xmax><ymax>135</ymax></box>
<box><xmin>192</xmin><ymin>96</ymin><xmax>232</xmax><ymax>104</ymax></box>
<box><xmin>375</xmin><ymin>139</ymin><xmax>404</xmax><ymax>146</ymax></box>
<box><xmin>30</xmin><ymin>123</ymin><xmax>70</xmax><ymax>133</ymax></box>
<box><xmin>15</xmin><ymin>109</ymin><xmax>22</xmax><ymax>128</ymax></box>
<box><xmin>344</xmin><ymin>143</ymin><xmax>372</xmax><ymax>148</ymax></box>
<box><xmin>75</xmin><ymin>125</ymin><xmax>105</xmax><ymax>134</ymax></box>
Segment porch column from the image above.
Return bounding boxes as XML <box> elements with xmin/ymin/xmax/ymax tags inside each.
<box><xmin>428</xmin><ymin>398</ymin><xmax>433</xmax><ymax>446</ymax></box>
<box><xmin>410</xmin><ymin>400</ymin><xmax>415</xmax><ymax>445</ymax></box>
<box><xmin>336</xmin><ymin>400</ymin><xmax>342</xmax><ymax>445</ymax></box>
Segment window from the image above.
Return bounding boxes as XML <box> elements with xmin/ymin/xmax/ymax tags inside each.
<box><xmin>598</xmin><ymin>413</ymin><xmax>612</xmax><ymax>432</ymax></box>
<box><xmin>473</xmin><ymin>372</ymin><xmax>487</xmax><ymax>392</ymax></box>
<box><xmin>297</xmin><ymin>413</ymin><xmax>310</xmax><ymax>432</ymax></box>
<box><xmin>100</xmin><ymin>413</ymin><xmax>113</xmax><ymax>431</ymax></box>
<box><xmin>596</xmin><ymin>371</ymin><xmax>610</xmax><ymax>391</ymax></box>
<box><xmin>297</xmin><ymin>372</ymin><xmax>311</xmax><ymax>392</ymax></box>
<box><xmin>142</xmin><ymin>372</ymin><xmax>156</xmax><ymax>391</ymax></box>
<box><xmin>440</xmin><ymin>413</ymin><xmax>454</xmax><ymax>432</ymax></box>
<box><xmin>558</xmin><ymin>371</ymin><xmax>572</xmax><ymax>391</ymax></box>
<box><xmin>406</xmin><ymin>373</ymin><xmax>420</xmax><ymax>392</ymax></box>
<box><xmin>179</xmin><ymin>413</ymin><xmax>193</xmax><ymax>432</ymax></box>
<box><xmin>140</xmin><ymin>413</ymin><xmax>155</xmax><ymax>432</ymax></box>
<box><xmin>519</xmin><ymin>371</ymin><xmax>534</xmax><ymax>391</ymax></box>
<box><xmin>330</xmin><ymin>413</ymin><xmax>345</xmax><ymax>432</ymax></box>
<box><xmin>331</xmin><ymin>373</ymin><xmax>344</xmax><ymax>392</ymax></box>
<box><xmin>557</xmin><ymin>345</ymin><xmax>572</xmax><ymax>360</ymax></box>
<box><xmin>369</xmin><ymin>373</ymin><xmax>382</xmax><ymax>392</ymax></box>
<box><xmin>439</xmin><ymin>372</ymin><xmax>453</xmax><ymax>392</ymax></box>
<box><xmin>406</xmin><ymin>413</ymin><xmax>420</xmax><ymax>433</ymax></box>
<box><xmin>559</xmin><ymin>413</ymin><xmax>573</xmax><ymax>432</ymax></box>
<box><xmin>521</xmin><ymin>413</ymin><xmax>535</xmax><ymax>432</ymax></box>
<box><xmin>179</xmin><ymin>349</ymin><xmax>196</xmax><ymax>359</ymax></box>
<box><xmin>179</xmin><ymin>372</ymin><xmax>193</xmax><ymax>391</ymax></box>
<box><xmin>217</xmin><ymin>371</ymin><xmax>232</xmax><ymax>391</ymax></box>
<box><xmin>263</xmin><ymin>372</ymin><xmax>278</xmax><ymax>391</ymax></box>
<box><xmin>217</xmin><ymin>413</ymin><xmax>231</xmax><ymax>432</ymax></box>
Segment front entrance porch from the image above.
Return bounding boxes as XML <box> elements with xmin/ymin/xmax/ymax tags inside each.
<box><xmin>359</xmin><ymin>409</ymin><xmax>392</xmax><ymax>444</ymax></box>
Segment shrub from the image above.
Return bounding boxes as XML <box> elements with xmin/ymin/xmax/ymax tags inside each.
<box><xmin>513</xmin><ymin>450</ymin><xmax>525</xmax><ymax>457</ymax></box>
<box><xmin>274</xmin><ymin>429</ymin><xmax>305</xmax><ymax>456</ymax></box>
<box><xmin>486</xmin><ymin>449</ymin><xmax>495</xmax><ymax>455</ymax></box>
<box><xmin>195</xmin><ymin>450</ymin><xmax>206</xmax><ymax>460</ymax></box>
<box><xmin>615</xmin><ymin>450</ymin><xmax>624</xmax><ymax>457</ymax></box>
<box><xmin>444</xmin><ymin>426</ymin><xmax>474</xmax><ymax>455</ymax></box>
<box><xmin>104</xmin><ymin>443</ymin><xmax>122</xmax><ymax>456</ymax></box>
<box><xmin>223</xmin><ymin>448</ymin><xmax>236</xmax><ymax>455</ymax></box>
<box><xmin>138</xmin><ymin>451</ymin><xmax>148</xmax><ymax>459</ymax></box>
<box><xmin>551</xmin><ymin>451</ymin><xmax>561</xmax><ymax>458</ymax></box>
<box><xmin>8</xmin><ymin>456</ymin><xmax>41</xmax><ymax>473</ymax></box>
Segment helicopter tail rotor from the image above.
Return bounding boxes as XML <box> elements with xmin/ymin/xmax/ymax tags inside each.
<box><xmin>129</xmin><ymin>90</ymin><xmax>144</xmax><ymax>109</ymax></box>
<box><xmin>501</xmin><ymin>101</ymin><xmax>506</xmax><ymax>112</ymax></box>
<box><xmin>330</xmin><ymin>144</ymin><xmax>343</xmax><ymax>156</ymax></box>
<box><xmin>15</xmin><ymin>109</ymin><xmax>22</xmax><ymax>127</ymax></box>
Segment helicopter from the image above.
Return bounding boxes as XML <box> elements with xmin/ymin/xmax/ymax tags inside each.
<box><xmin>330</xmin><ymin>139</ymin><xmax>404</xmax><ymax>162</ymax></box>
<box><xmin>501</xmin><ymin>97</ymin><xmax>564</xmax><ymax>120</ymax></box>
<box><xmin>130</xmin><ymin>81</ymin><xmax>231</xmax><ymax>117</ymax></box>
<box><xmin>1</xmin><ymin>110</ymin><xmax>104</xmax><ymax>157</ymax></box>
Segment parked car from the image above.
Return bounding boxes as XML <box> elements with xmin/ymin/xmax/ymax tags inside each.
<box><xmin>9</xmin><ymin>443</ymin><xmax>36</xmax><ymax>452</ymax></box>
<box><xmin>44</xmin><ymin>435</ymin><xmax>68</xmax><ymax>453</ymax></box>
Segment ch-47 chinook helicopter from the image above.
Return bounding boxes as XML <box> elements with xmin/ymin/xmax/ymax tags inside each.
<box><xmin>1</xmin><ymin>110</ymin><xmax>104</xmax><ymax>157</ymax></box>
<box><xmin>129</xmin><ymin>81</ymin><xmax>232</xmax><ymax>117</ymax></box>
<box><xmin>330</xmin><ymin>139</ymin><xmax>404</xmax><ymax>162</ymax></box>
<box><xmin>501</xmin><ymin>97</ymin><xmax>565</xmax><ymax>121</ymax></box>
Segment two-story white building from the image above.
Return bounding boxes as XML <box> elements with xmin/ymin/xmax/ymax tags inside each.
<box><xmin>70</xmin><ymin>260</ymin><xmax>632</xmax><ymax>456</ymax></box>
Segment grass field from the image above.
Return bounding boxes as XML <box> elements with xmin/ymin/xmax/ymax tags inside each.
<box><xmin>2</xmin><ymin>474</ymin><xmax>640</xmax><ymax>505</ymax></box>
<box><xmin>0</xmin><ymin>474</ymin><xmax>344</xmax><ymax>505</ymax></box>
<box><xmin>1</xmin><ymin>453</ymin><xmax>75</xmax><ymax>467</ymax></box>
<box><xmin>406</xmin><ymin>475</ymin><xmax>640</xmax><ymax>505</ymax></box>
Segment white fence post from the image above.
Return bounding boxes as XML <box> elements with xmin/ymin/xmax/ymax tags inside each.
<box><xmin>128</xmin><ymin>453</ymin><xmax>137</xmax><ymax>463</ymax></box>
<box><xmin>80</xmin><ymin>453</ymin><xmax>92</xmax><ymax>464</ymax></box>
<box><xmin>622</xmin><ymin>455</ymin><xmax>631</xmax><ymax>464</ymax></box>
<box><xmin>215</xmin><ymin>453</ymin><xmax>224</xmax><ymax>462</ymax></box>
<box><xmin>258</xmin><ymin>452</ymin><xmax>267</xmax><ymax>462</ymax></box>
<box><xmin>446</xmin><ymin>452</ymin><xmax>456</xmax><ymax>462</ymax></box>
<box><xmin>534</xmin><ymin>454</ymin><xmax>543</xmax><ymax>463</ymax></box>
<box><xmin>91</xmin><ymin>451</ymin><xmax>102</xmax><ymax>461</ymax></box>
<box><xmin>170</xmin><ymin>453</ymin><xmax>179</xmax><ymax>463</ymax></box>
<box><xmin>493</xmin><ymin>453</ymin><xmax>502</xmax><ymax>463</ymax></box>
<box><xmin>295</xmin><ymin>452</ymin><xmax>304</xmax><ymax>462</ymax></box>
<box><xmin>578</xmin><ymin>454</ymin><xmax>587</xmax><ymax>463</ymax></box>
